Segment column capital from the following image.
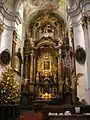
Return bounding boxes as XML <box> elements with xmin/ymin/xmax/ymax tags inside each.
<box><xmin>0</xmin><ymin>5</ymin><xmax>22</xmax><ymax>27</ymax></box>
<box><xmin>82</xmin><ymin>16</ymin><xmax>88</xmax><ymax>30</ymax></box>
<box><xmin>82</xmin><ymin>14</ymin><xmax>90</xmax><ymax>31</ymax></box>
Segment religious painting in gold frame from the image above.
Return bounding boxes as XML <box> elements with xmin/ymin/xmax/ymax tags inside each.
<box><xmin>43</xmin><ymin>60</ymin><xmax>51</xmax><ymax>71</ymax></box>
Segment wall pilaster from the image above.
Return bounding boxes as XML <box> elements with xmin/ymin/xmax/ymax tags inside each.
<box><xmin>82</xmin><ymin>15</ymin><xmax>90</xmax><ymax>104</ymax></box>
<box><xmin>68</xmin><ymin>2</ymin><xmax>86</xmax><ymax>102</ymax></box>
<box><xmin>68</xmin><ymin>0</ymin><xmax>90</xmax><ymax>104</ymax></box>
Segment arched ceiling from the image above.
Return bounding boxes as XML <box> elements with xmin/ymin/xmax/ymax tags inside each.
<box><xmin>5</xmin><ymin>0</ymin><xmax>68</xmax><ymax>17</ymax></box>
<box><xmin>5</xmin><ymin>0</ymin><xmax>79</xmax><ymax>11</ymax></box>
<box><xmin>19</xmin><ymin>0</ymin><xmax>68</xmax><ymax>26</ymax></box>
<box><xmin>4</xmin><ymin>0</ymin><xmax>79</xmax><ymax>27</ymax></box>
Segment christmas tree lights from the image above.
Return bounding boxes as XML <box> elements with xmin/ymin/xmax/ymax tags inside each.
<box><xmin>0</xmin><ymin>66</ymin><xmax>20</xmax><ymax>104</ymax></box>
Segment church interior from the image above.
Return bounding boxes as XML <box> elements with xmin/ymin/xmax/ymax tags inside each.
<box><xmin>0</xmin><ymin>0</ymin><xmax>90</xmax><ymax>120</ymax></box>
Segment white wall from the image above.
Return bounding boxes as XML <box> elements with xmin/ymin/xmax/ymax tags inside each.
<box><xmin>68</xmin><ymin>0</ymin><xmax>90</xmax><ymax>104</ymax></box>
<box><xmin>73</xmin><ymin>23</ymin><xmax>85</xmax><ymax>101</ymax></box>
<box><xmin>1</xmin><ymin>28</ymin><xmax>13</xmax><ymax>54</ymax></box>
<box><xmin>68</xmin><ymin>2</ymin><xmax>86</xmax><ymax>102</ymax></box>
<box><xmin>0</xmin><ymin>3</ymin><xmax>22</xmax><ymax>88</ymax></box>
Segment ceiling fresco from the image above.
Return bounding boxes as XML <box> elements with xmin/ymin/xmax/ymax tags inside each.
<box><xmin>4</xmin><ymin>0</ymin><xmax>68</xmax><ymax>19</ymax></box>
<box><xmin>22</xmin><ymin>0</ymin><xmax>67</xmax><ymax>18</ymax></box>
<box><xmin>4</xmin><ymin>0</ymin><xmax>79</xmax><ymax>27</ymax></box>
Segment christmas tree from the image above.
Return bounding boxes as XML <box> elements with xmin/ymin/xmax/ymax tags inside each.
<box><xmin>0</xmin><ymin>66</ymin><xmax>20</xmax><ymax>104</ymax></box>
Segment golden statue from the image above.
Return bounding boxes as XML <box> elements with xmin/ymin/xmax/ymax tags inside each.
<box><xmin>54</xmin><ymin>73</ymin><xmax>57</xmax><ymax>83</ymax></box>
<box><xmin>36</xmin><ymin>72</ymin><xmax>39</xmax><ymax>83</ymax></box>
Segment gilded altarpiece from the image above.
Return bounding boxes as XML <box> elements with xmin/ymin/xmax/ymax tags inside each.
<box><xmin>23</xmin><ymin>10</ymin><xmax>73</xmax><ymax>101</ymax></box>
<box><xmin>35</xmin><ymin>48</ymin><xmax>58</xmax><ymax>99</ymax></box>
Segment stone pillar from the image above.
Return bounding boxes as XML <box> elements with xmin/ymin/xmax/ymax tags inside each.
<box><xmin>82</xmin><ymin>15</ymin><xmax>90</xmax><ymax>104</ymax></box>
<box><xmin>73</xmin><ymin>22</ymin><xmax>85</xmax><ymax>101</ymax></box>
<box><xmin>68</xmin><ymin>3</ymin><xmax>86</xmax><ymax>102</ymax></box>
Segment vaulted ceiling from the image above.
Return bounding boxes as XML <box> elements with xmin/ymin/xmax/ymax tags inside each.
<box><xmin>5</xmin><ymin>0</ymin><xmax>68</xmax><ymax>17</ymax></box>
<box><xmin>4</xmin><ymin>0</ymin><xmax>79</xmax><ymax>27</ymax></box>
<box><xmin>5</xmin><ymin>0</ymin><xmax>78</xmax><ymax>10</ymax></box>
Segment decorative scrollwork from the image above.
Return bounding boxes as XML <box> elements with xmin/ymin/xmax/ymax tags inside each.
<box><xmin>82</xmin><ymin>17</ymin><xmax>87</xmax><ymax>30</ymax></box>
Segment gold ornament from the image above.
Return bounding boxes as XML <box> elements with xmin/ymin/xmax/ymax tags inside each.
<box><xmin>0</xmin><ymin>66</ymin><xmax>20</xmax><ymax>104</ymax></box>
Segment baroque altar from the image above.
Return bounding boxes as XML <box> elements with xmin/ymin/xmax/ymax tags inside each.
<box><xmin>23</xmin><ymin>10</ymin><xmax>73</xmax><ymax>101</ymax></box>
